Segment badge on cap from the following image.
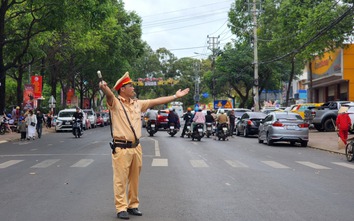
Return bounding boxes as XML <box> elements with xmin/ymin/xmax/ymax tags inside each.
<box><xmin>113</xmin><ymin>72</ymin><xmax>133</xmax><ymax>91</ymax></box>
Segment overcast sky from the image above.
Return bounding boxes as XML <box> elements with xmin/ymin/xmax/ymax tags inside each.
<box><xmin>123</xmin><ymin>0</ymin><xmax>235</xmax><ymax>59</ymax></box>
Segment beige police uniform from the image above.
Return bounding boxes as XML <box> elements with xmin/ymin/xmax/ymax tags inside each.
<box><xmin>108</xmin><ymin>95</ymin><xmax>150</xmax><ymax>213</ymax></box>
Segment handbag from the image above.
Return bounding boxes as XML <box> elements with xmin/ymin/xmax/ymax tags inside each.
<box><xmin>30</xmin><ymin>122</ymin><xmax>36</xmax><ymax>127</ymax></box>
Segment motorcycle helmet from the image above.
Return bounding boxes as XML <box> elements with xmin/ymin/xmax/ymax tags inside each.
<box><xmin>187</xmin><ymin>107</ymin><xmax>192</xmax><ymax>111</ymax></box>
<box><xmin>219</xmin><ymin>109</ymin><xmax>225</xmax><ymax>114</ymax></box>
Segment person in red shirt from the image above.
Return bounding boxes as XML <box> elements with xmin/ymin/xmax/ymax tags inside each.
<box><xmin>336</xmin><ymin>111</ymin><xmax>352</xmax><ymax>146</ymax></box>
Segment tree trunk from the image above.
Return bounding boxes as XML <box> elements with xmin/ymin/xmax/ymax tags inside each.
<box><xmin>308</xmin><ymin>61</ymin><xmax>313</xmax><ymax>102</ymax></box>
<box><xmin>16</xmin><ymin>65</ymin><xmax>25</xmax><ymax>108</ymax></box>
<box><xmin>285</xmin><ymin>57</ymin><xmax>295</xmax><ymax>107</ymax></box>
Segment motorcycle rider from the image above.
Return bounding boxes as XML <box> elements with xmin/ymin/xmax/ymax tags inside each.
<box><xmin>146</xmin><ymin>107</ymin><xmax>158</xmax><ymax>134</ymax></box>
<box><xmin>180</xmin><ymin>107</ymin><xmax>193</xmax><ymax>138</ymax></box>
<box><xmin>73</xmin><ymin>107</ymin><xmax>83</xmax><ymax>131</ymax></box>
<box><xmin>216</xmin><ymin>109</ymin><xmax>228</xmax><ymax>134</ymax></box>
<box><xmin>205</xmin><ymin>110</ymin><xmax>215</xmax><ymax>124</ymax></box>
<box><xmin>205</xmin><ymin>110</ymin><xmax>215</xmax><ymax>135</ymax></box>
<box><xmin>168</xmin><ymin>108</ymin><xmax>180</xmax><ymax>129</ymax></box>
<box><xmin>192</xmin><ymin>107</ymin><xmax>205</xmax><ymax>131</ymax></box>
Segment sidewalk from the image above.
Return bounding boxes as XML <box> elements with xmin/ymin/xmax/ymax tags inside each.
<box><xmin>308</xmin><ymin>130</ymin><xmax>345</xmax><ymax>155</ymax></box>
<box><xmin>0</xmin><ymin>127</ymin><xmax>55</xmax><ymax>144</ymax></box>
<box><xmin>0</xmin><ymin>127</ymin><xmax>345</xmax><ymax>155</ymax></box>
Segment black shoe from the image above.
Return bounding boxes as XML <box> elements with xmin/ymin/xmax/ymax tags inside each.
<box><xmin>127</xmin><ymin>208</ymin><xmax>142</xmax><ymax>216</ymax></box>
<box><xmin>180</xmin><ymin>135</ymin><xmax>184</xmax><ymax>138</ymax></box>
<box><xmin>117</xmin><ymin>211</ymin><xmax>129</xmax><ymax>220</ymax></box>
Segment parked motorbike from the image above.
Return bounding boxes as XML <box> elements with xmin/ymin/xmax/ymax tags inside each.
<box><xmin>146</xmin><ymin>119</ymin><xmax>158</xmax><ymax>136</ymax></box>
<box><xmin>167</xmin><ymin>122</ymin><xmax>179</xmax><ymax>137</ymax></box>
<box><xmin>72</xmin><ymin>119</ymin><xmax>83</xmax><ymax>138</ymax></box>
<box><xmin>217</xmin><ymin>123</ymin><xmax>229</xmax><ymax>141</ymax></box>
<box><xmin>0</xmin><ymin>119</ymin><xmax>6</xmax><ymax>135</ymax></box>
<box><xmin>191</xmin><ymin>123</ymin><xmax>204</xmax><ymax>141</ymax></box>
<box><xmin>205</xmin><ymin>122</ymin><xmax>213</xmax><ymax>138</ymax></box>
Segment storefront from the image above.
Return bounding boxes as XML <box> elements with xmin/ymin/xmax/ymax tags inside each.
<box><xmin>308</xmin><ymin>44</ymin><xmax>354</xmax><ymax>102</ymax></box>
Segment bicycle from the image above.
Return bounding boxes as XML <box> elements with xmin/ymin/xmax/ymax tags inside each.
<box><xmin>345</xmin><ymin>138</ymin><xmax>354</xmax><ymax>162</ymax></box>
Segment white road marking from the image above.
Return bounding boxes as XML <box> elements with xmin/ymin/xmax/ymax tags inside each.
<box><xmin>151</xmin><ymin>158</ymin><xmax>168</xmax><ymax>166</ymax></box>
<box><xmin>190</xmin><ymin>160</ymin><xmax>209</xmax><ymax>167</ymax></box>
<box><xmin>154</xmin><ymin>139</ymin><xmax>160</xmax><ymax>157</ymax></box>
<box><xmin>31</xmin><ymin>159</ymin><xmax>60</xmax><ymax>168</ymax></box>
<box><xmin>262</xmin><ymin>161</ymin><xmax>289</xmax><ymax>169</ymax></box>
<box><xmin>70</xmin><ymin>159</ymin><xmax>94</xmax><ymax>167</ymax></box>
<box><xmin>296</xmin><ymin>161</ymin><xmax>331</xmax><ymax>169</ymax></box>
<box><xmin>0</xmin><ymin>160</ymin><xmax>23</xmax><ymax>168</ymax></box>
<box><xmin>225</xmin><ymin>160</ymin><xmax>249</xmax><ymax>168</ymax></box>
<box><xmin>332</xmin><ymin>162</ymin><xmax>354</xmax><ymax>169</ymax></box>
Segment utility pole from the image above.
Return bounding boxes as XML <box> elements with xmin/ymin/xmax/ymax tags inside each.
<box><xmin>246</xmin><ymin>0</ymin><xmax>263</xmax><ymax>111</ymax></box>
<box><xmin>207</xmin><ymin>35</ymin><xmax>219</xmax><ymax>109</ymax></box>
<box><xmin>252</xmin><ymin>0</ymin><xmax>259</xmax><ymax>111</ymax></box>
<box><xmin>193</xmin><ymin>62</ymin><xmax>200</xmax><ymax>103</ymax></box>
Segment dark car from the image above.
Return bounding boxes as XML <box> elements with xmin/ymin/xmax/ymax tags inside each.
<box><xmin>157</xmin><ymin>109</ymin><xmax>169</xmax><ymax>130</ymax></box>
<box><xmin>235</xmin><ymin>111</ymin><xmax>267</xmax><ymax>137</ymax></box>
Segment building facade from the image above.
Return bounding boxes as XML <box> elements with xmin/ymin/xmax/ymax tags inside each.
<box><xmin>307</xmin><ymin>44</ymin><xmax>354</xmax><ymax>102</ymax></box>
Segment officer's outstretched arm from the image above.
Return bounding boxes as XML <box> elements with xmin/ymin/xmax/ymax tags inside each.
<box><xmin>99</xmin><ymin>80</ymin><xmax>115</xmax><ymax>106</ymax></box>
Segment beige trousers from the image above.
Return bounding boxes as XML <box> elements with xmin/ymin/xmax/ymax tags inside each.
<box><xmin>112</xmin><ymin>144</ymin><xmax>142</xmax><ymax>212</ymax></box>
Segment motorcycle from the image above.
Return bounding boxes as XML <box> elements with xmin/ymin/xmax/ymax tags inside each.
<box><xmin>0</xmin><ymin>119</ymin><xmax>6</xmax><ymax>135</ymax></box>
<box><xmin>191</xmin><ymin>123</ymin><xmax>204</xmax><ymax>141</ymax></box>
<box><xmin>167</xmin><ymin>122</ymin><xmax>179</xmax><ymax>137</ymax></box>
<box><xmin>72</xmin><ymin>119</ymin><xmax>83</xmax><ymax>138</ymax></box>
<box><xmin>184</xmin><ymin>121</ymin><xmax>192</xmax><ymax>138</ymax></box>
<box><xmin>205</xmin><ymin>122</ymin><xmax>213</xmax><ymax>138</ymax></box>
<box><xmin>217</xmin><ymin>123</ymin><xmax>229</xmax><ymax>141</ymax></box>
<box><xmin>0</xmin><ymin>117</ymin><xmax>10</xmax><ymax>135</ymax></box>
<box><xmin>146</xmin><ymin>119</ymin><xmax>158</xmax><ymax>137</ymax></box>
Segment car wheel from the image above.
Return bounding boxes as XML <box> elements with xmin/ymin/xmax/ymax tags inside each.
<box><xmin>323</xmin><ymin>119</ymin><xmax>335</xmax><ymax>132</ymax></box>
<box><xmin>266</xmin><ymin>133</ymin><xmax>273</xmax><ymax>146</ymax></box>
<box><xmin>258</xmin><ymin>132</ymin><xmax>263</xmax><ymax>143</ymax></box>
<box><xmin>243</xmin><ymin>128</ymin><xmax>248</xmax><ymax>137</ymax></box>
<box><xmin>290</xmin><ymin>141</ymin><xmax>296</xmax><ymax>146</ymax></box>
<box><xmin>313</xmin><ymin>124</ymin><xmax>324</xmax><ymax>132</ymax></box>
<box><xmin>301</xmin><ymin>141</ymin><xmax>308</xmax><ymax>147</ymax></box>
<box><xmin>236</xmin><ymin>128</ymin><xmax>240</xmax><ymax>136</ymax></box>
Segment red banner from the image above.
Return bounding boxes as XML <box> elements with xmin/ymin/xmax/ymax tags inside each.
<box><xmin>83</xmin><ymin>98</ymin><xmax>90</xmax><ymax>109</ymax></box>
<box><xmin>66</xmin><ymin>88</ymin><xmax>75</xmax><ymax>105</ymax></box>
<box><xmin>23</xmin><ymin>84</ymin><xmax>34</xmax><ymax>110</ymax></box>
<box><xmin>31</xmin><ymin>76</ymin><xmax>42</xmax><ymax>99</ymax></box>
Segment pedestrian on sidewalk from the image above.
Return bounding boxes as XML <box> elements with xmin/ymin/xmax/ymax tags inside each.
<box><xmin>336</xmin><ymin>108</ymin><xmax>352</xmax><ymax>149</ymax></box>
<box><xmin>26</xmin><ymin>110</ymin><xmax>37</xmax><ymax>140</ymax></box>
<box><xmin>18</xmin><ymin>117</ymin><xmax>27</xmax><ymax>140</ymax></box>
<box><xmin>36</xmin><ymin>109</ymin><xmax>46</xmax><ymax>138</ymax></box>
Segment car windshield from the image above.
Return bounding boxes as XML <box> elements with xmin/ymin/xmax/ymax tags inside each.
<box><xmin>59</xmin><ymin>112</ymin><xmax>75</xmax><ymax>117</ymax></box>
<box><xmin>249</xmin><ymin>112</ymin><xmax>267</xmax><ymax>118</ymax></box>
<box><xmin>159</xmin><ymin>111</ymin><xmax>169</xmax><ymax>117</ymax></box>
<box><xmin>275</xmin><ymin>113</ymin><xmax>302</xmax><ymax>120</ymax></box>
<box><xmin>84</xmin><ymin>111</ymin><xmax>93</xmax><ymax>116</ymax></box>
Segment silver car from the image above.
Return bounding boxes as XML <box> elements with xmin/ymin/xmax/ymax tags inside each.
<box><xmin>258</xmin><ymin>112</ymin><xmax>309</xmax><ymax>147</ymax></box>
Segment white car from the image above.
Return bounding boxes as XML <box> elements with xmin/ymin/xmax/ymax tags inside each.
<box><xmin>83</xmin><ymin>109</ymin><xmax>97</xmax><ymax>128</ymax></box>
<box><xmin>55</xmin><ymin>108</ymin><xmax>88</xmax><ymax>132</ymax></box>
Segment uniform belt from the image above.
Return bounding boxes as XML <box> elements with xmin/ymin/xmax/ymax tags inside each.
<box><xmin>113</xmin><ymin>139</ymin><xmax>140</xmax><ymax>148</ymax></box>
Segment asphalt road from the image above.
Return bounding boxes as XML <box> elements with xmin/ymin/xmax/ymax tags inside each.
<box><xmin>0</xmin><ymin>127</ymin><xmax>353</xmax><ymax>221</ymax></box>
